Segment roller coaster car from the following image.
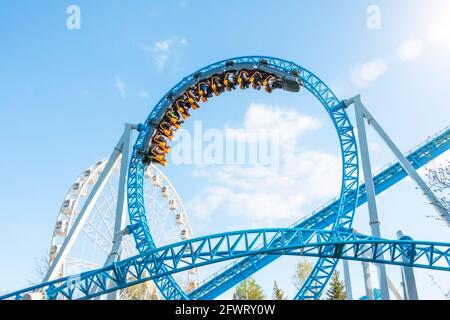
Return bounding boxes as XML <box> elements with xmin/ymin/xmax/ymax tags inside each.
<box><xmin>280</xmin><ymin>74</ymin><xmax>301</xmax><ymax>92</ymax></box>
<box><xmin>197</xmin><ymin>81</ymin><xmax>213</xmax><ymax>102</ymax></box>
<box><xmin>152</xmin><ymin>133</ymin><xmax>169</xmax><ymax>149</ymax></box>
<box><xmin>223</xmin><ymin>72</ymin><xmax>237</xmax><ymax>91</ymax></box>
<box><xmin>164</xmin><ymin>110</ymin><xmax>184</xmax><ymax>129</ymax></box>
<box><xmin>237</xmin><ymin>70</ymin><xmax>250</xmax><ymax>89</ymax></box>
<box><xmin>210</xmin><ymin>76</ymin><xmax>224</xmax><ymax>96</ymax></box>
<box><xmin>148</xmin><ymin>145</ymin><xmax>168</xmax><ymax>166</ymax></box>
<box><xmin>175</xmin><ymin>99</ymin><xmax>191</xmax><ymax>119</ymax></box>
<box><xmin>250</xmin><ymin>71</ymin><xmax>264</xmax><ymax>90</ymax></box>
<box><xmin>186</xmin><ymin>91</ymin><xmax>200</xmax><ymax>110</ymax></box>
<box><xmin>158</xmin><ymin>122</ymin><xmax>175</xmax><ymax>140</ymax></box>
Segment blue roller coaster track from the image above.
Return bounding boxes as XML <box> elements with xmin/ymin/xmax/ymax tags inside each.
<box><xmin>2</xmin><ymin>228</ymin><xmax>450</xmax><ymax>300</ymax></box>
<box><xmin>1</xmin><ymin>56</ymin><xmax>449</xmax><ymax>300</ymax></box>
<box><xmin>128</xmin><ymin>56</ymin><xmax>359</xmax><ymax>300</ymax></box>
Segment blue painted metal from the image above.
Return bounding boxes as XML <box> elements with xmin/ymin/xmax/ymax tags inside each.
<box><xmin>127</xmin><ymin>56</ymin><xmax>359</xmax><ymax>299</ymax></box>
<box><xmin>359</xmin><ymin>288</ymin><xmax>382</xmax><ymax>300</ymax></box>
<box><xmin>2</xmin><ymin>228</ymin><xmax>450</xmax><ymax>300</ymax></box>
<box><xmin>189</xmin><ymin>126</ymin><xmax>450</xmax><ymax>300</ymax></box>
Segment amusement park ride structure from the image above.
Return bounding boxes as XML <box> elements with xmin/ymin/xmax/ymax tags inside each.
<box><xmin>1</xmin><ymin>56</ymin><xmax>449</xmax><ymax>300</ymax></box>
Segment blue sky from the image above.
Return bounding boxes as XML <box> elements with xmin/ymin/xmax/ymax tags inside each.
<box><xmin>0</xmin><ymin>0</ymin><xmax>450</xmax><ymax>299</ymax></box>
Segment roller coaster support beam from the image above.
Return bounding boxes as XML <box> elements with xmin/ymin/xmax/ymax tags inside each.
<box><xmin>342</xmin><ymin>260</ymin><xmax>353</xmax><ymax>300</ymax></box>
<box><xmin>397</xmin><ymin>231</ymin><xmax>419</xmax><ymax>300</ymax></box>
<box><xmin>351</xmin><ymin>95</ymin><xmax>390</xmax><ymax>300</ymax></box>
<box><xmin>345</xmin><ymin>96</ymin><xmax>450</xmax><ymax>228</ymax></box>
<box><xmin>43</xmin><ymin>125</ymin><xmax>136</xmax><ymax>283</ymax></box>
<box><xmin>103</xmin><ymin>123</ymin><xmax>136</xmax><ymax>300</ymax></box>
<box><xmin>361</xmin><ymin>254</ymin><xmax>375</xmax><ymax>300</ymax></box>
<box><xmin>4</xmin><ymin>228</ymin><xmax>450</xmax><ymax>300</ymax></box>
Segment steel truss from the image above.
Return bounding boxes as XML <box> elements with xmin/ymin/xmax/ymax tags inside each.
<box><xmin>128</xmin><ymin>56</ymin><xmax>359</xmax><ymax>300</ymax></box>
<box><xmin>2</xmin><ymin>228</ymin><xmax>449</xmax><ymax>300</ymax></box>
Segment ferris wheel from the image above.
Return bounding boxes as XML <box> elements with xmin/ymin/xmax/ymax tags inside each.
<box><xmin>46</xmin><ymin>158</ymin><xmax>198</xmax><ymax>299</ymax></box>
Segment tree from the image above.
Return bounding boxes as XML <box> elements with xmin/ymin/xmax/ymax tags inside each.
<box><xmin>272</xmin><ymin>281</ymin><xmax>287</xmax><ymax>300</ymax></box>
<box><xmin>292</xmin><ymin>258</ymin><xmax>313</xmax><ymax>289</ymax></box>
<box><xmin>426</xmin><ymin>160</ymin><xmax>450</xmax><ymax>221</ymax></box>
<box><xmin>232</xmin><ymin>277</ymin><xmax>265</xmax><ymax>300</ymax></box>
<box><xmin>29</xmin><ymin>255</ymin><xmax>50</xmax><ymax>285</ymax></box>
<box><xmin>326</xmin><ymin>271</ymin><xmax>347</xmax><ymax>300</ymax></box>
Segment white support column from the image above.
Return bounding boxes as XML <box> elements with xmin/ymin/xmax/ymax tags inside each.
<box><xmin>43</xmin><ymin>126</ymin><xmax>133</xmax><ymax>283</ymax></box>
<box><xmin>352</xmin><ymin>95</ymin><xmax>390</xmax><ymax>300</ymax></box>
<box><xmin>354</xmin><ymin>100</ymin><xmax>450</xmax><ymax>228</ymax></box>
<box><xmin>387</xmin><ymin>277</ymin><xmax>404</xmax><ymax>300</ymax></box>
<box><xmin>397</xmin><ymin>231</ymin><xmax>419</xmax><ymax>300</ymax></box>
<box><xmin>104</xmin><ymin>123</ymin><xmax>135</xmax><ymax>300</ymax></box>
<box><xmin>361</xmin><ymin>260</ymin><xmax>374</xmax><ymax>300</ymax></box>
<box><xmin>342</xmin><ymin>260</ymin><xmax>353</xmax><ymax>300</ymax></box>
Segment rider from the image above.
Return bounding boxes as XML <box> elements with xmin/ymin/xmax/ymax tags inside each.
<box><xmin>197</xmin><ymin>81</ymin><xmax>213</xmax><ymax>102</ymax></box>
<box><xmin>186</xmin><ymin>90</ymin><xmax>200</xmax><ymax>110</ymax></box>
<box><xmin>147</xmin><ymin>144</ymin><xmax>167</xmax><ymax>166</ymax></box>
<box><xmin>237</xmin><ymin>70</ymin><xmax>250</xmax><ymax>89</ymax></box>
<box><xmin>158</xmin><ymin>121</ymin><xmax>176</xmax><ymax>140</ymax></box>
<box><xmin>151</xmin><ymin>133</ymin><xmax>170</xmax><ymax>153</ymax></box>
<box><xmin>223</xmin><ymin>72</ymin><xmax>237</xmax><ymax>91</ymax></box>
<box><xmin>250</xmin><ymin>71</ymin><xmax>263</xmax><ymax>90</ymax></box>
<box><xmin>175</xmin><ymin>98</ymin><xmax>191</xmax><ymax>119</ymax></box>
<box><xmin>164</xmin><ymin>108</ymin><xmax>184</xmax><ymax>129</ymax></box>
<box><xmin>210</xmin><ymin>75</ymin><xmax>224</xmax><ymax>96</ymax></box>
<box><xmin>263</xmin><ymin>75</ymin><xmax>277</xmax><ymax>93</ymax></box>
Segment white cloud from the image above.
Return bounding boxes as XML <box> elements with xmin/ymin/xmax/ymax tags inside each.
<box><xmin>141</xmin><ymin>36</ymin><xmax>189</xmax><ymax>72</ymax></box>
<box><xmin>359</xmin><ymin>58</ymin><xmax>388</xmax><ymax>82</ymax></box>
<box><xmin>397</xmin><ymin>38</ymin><xmax>424</xmax><ymax>61</ymax></box>
<box><xmin>114</xmin><ymin>75</ymin><xmax>126</xmax><ymax>97</ymax></box>
<box><xmin>186</xmin><ymin>104</ymin><xmax>341</xmax><ymax>225</ymax></box>
<box><xmin>350</xmin><ymin>58</ymin><xmax>388</xmax><ymax>88</ymax></box>
<box><xmin>225</xmin><ymin>103</ymin><xmax>321</xmax><ymax>146</ymax></box>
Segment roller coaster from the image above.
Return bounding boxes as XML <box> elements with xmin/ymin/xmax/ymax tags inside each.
<box><xmin>1</xmin><ymin>56</ymin><xmax>449</xmax><ymax>300</ymax></box>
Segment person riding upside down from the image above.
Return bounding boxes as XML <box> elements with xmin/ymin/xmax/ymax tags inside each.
<box><xmin>223</xmin><ymin>72</ymin><xmax>237</xmax><ymax>91</ymax></box>
<box><xmin>263</xmin><ymin>75</ymin><xmax>277</xmax><ymax>93</ymax></box>
<box><xmin>237</xmin><ymin>70</ymin><xmax>250</xmax><ymax>89</ymax></box>
<box><xmin>164</xmin><ymin>108</ymin><xmax>184</xmax><ymax>129</ymax></box>
<box><xmin>210</xmin><ymin>75</ymin><xmax>224</xmax><ymax>96</ymax></box>
<box><xmin>151</xmin><ymin>133</ymin><xmax>170</xmax><ymax>152</ymax></box>
<box><xmin>197</xmin><ymin>81</ymin><xmax>213</xmax><ymax>102</ymax></box>
<box><xmin>147</xmin><ymin>144</ymin><xmax>167</xmax><ymax>166</ymax></box>
<box><xmin>186</xmin><ymin>90</ymin><xmax>200</xmax><ymax>110</ymax></box>
<box><xmin>250</xmin><ymin>71</ymin><xmax>263</xmax><ymax>90</ymax></box>
<box><xmin>175</xmin><ymin>98</ymin><xmax>191</xmax><ymax>120</ymax></box>
<box><xmin>158</xmin><ymin>121</ymin><xmax>176</xmax><ymax>140</ymax></box>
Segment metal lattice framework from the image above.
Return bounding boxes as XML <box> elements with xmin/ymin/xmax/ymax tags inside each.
<box><xmin>2</xmin><ymin>228</ymin><xmax>450</xmax><ymax>300</ymax></box>
<box><xmin>127</xmin><ymin>56</ymin><xmax>359</xmax><ymax>300</ymax></box>
<box><xmin>1</xmin><ymin>56</ymin><xmax>449</xmax><ymax>300</ymax></box>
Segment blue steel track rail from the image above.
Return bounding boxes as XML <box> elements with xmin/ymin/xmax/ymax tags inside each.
<box><xmin>127</xmin><ymin>56</ymin><xmax>359</xmax><ymax>299</ymax></box>
<box><xmin>1</xmin><ymin>228</ymin><xmax>449</xmax><ymax>300</ymax></box>
<box><xmin>190</xmin><ymin>126</ymin><xmax>450</xmax><ymax>300</ymax></box>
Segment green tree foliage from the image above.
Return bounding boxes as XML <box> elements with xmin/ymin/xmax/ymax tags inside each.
<box><xmin>326</xmin><ymin>271</ymin><xmax>347</xmax><ymax>300</ymax></box>
<box><xmin>272</xmin><ymin>281</ymin><xmax>287</xmax><ymax>300</ymax></box>
<box><xmin>292</xmin><ymin>258</ymin><xmax>313</xmax><ymax>289</ymax></box>
<box><xmin>232</xmin><ymin>277</ymin><xmax>265</xmax><ymax>300</ymax></box>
